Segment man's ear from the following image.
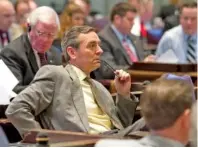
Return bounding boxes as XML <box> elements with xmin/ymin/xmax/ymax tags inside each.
<box><xmin>114</xmin><ymin>15</ymin><xmax>121</xmax><ymax>24</ymax></box>
<box><xmin>181</xmin><ymin>109</ymin><xmax>191</xmax><ymax>129</ymax></box>
<box><xmin>66</xmin><ymin>47</ymin><xmax>77</xmax><ymax>60</ymax></box>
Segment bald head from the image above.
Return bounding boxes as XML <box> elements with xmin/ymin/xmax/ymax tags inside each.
<box><xmin>0</xmin><ymin>0</ymin><xmax>15</xmax><ymax>31</ymax></box>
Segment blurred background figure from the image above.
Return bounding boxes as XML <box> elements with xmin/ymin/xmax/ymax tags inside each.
<box><xmin>11</xmin><ymin>0</ymin><xmax>38</xmax><ymax>40</ymax></box>
<box><xmin>70</xmin><ymin>0</ymin><xmax>91</xmax><ymax>25</ymax></box>
<box><xmin>128</xmin><ymin>0</ymin><xmax>164</xmax><ymax>44</ymax></box>
<box><xmin>70</xmin><ymin>0</ymin><xmax>106</xmax><ymax>30</ymax></box>
<box><xmin>11</xmin><ymin>0</ymin><xmax>31</xmax><ymax>40</ymax></box>
<box><xmin>0</xmin><ymin>0</ymin><xmax>15</xmax><ymax>50</ymax></box>
<box><xmin>28</xmin><ymin>0</ymin><xmax>37</xmax><ymax>11</ymax></box>
<box><xmin>59</xmin><ymin>2</ymin><xmax>85</xmax><ymax>38</ymax></box>
<box><xmin>53</xmin><ymin>2</ymin><xmax>85</xmax><ymax>51</ymax></box>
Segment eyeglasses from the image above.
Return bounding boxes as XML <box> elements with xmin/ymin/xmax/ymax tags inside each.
<box><xmin>35</xmin><ymin>29</ymin><xmax>56</xmax><ymax>38</ymax></box>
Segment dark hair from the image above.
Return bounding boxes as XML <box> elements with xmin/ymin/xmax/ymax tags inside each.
<box><xmin>110</xmin><ymin>2</ymin><xmax>137</xmax><ymax>22</ymax></box>
<box><xmin>179</xmin><ymin>1</ymin><xmax>197</xmax><ymax>14</ymax></box>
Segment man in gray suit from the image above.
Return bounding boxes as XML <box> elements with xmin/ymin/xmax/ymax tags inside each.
<box><xmin>94</xmin><ymin>2</ymin><xmax>155</xmax><ymax>79</ymax></box>
<box><xmin>96</xmin><ymin>75</ymin><xmax>195</xmax><ymax>147</ymax></box>
<box><xmin>0</xmin><ymin>6</ymin><xmax>61</xmax><ymax>94</ymax></box>
<box><xmin>6</xmin><ymin>26</ymin><xmax>138</xmax><ymax>137</ymax></box>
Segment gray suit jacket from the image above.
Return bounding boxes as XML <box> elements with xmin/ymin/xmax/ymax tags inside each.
<box><xmin>95</xmin><ymin>134</ymin><xmax>184</xmax><ymax>147</ymax></box>
<box><xmin>0</xmin><ymin>33</ymin><xmax>61</xmax><ymax>93</ymax></box>
<box><xmin>6</xmin><ymin>64</ymin><xmax>138</xmax><ymax>136</ymax></box>
<box><xmin>94</xmin><ymin>24</ymin><xmax>145</xmax><ymax>79</ymax></box>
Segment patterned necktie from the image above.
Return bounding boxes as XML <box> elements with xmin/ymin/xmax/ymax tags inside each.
<box><xmin>122</xmin><ymin>38</ymin><xmax>138</xmax><ymax>62</ymax></box>
<box><xmin>187</xmin><ymin>36</ymin><xmax>196</xmax><ymax>63</ymax></box>
<box><xmin>38</xmin><ymin>52</ymin><xmax>47</xmax><ymax>66</ymax></box>
<box><xmin>0</xmin><ymin>32</ymin><xmax>9</xmax><ymax>47</ymax></box>
<box><xmin>85</xmin><ymin>77</ymin><xmax>97</xmax><ymax>99</ymax></box>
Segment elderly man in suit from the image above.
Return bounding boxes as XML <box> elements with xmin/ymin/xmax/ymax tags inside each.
<box><xmin>0</xmin><ymin>0</ymin><xmax>15</xmax><ymax>49</ymax></box>
<box><xmin>6</xmin><ymin>26</ymin><xmax>138</xmax><ymax>137</ymax></box>
<box><xmin>96</xmin><ymin>74</ymin><xmax>195</xmax><ymax>147</ymax></box>
<box><xmin>0</xmin><ymin>6</ymin><xmax>61</xmax><ymax>94</ymax></box>
<box><xmin>94</xmin><ymin>2</ymin><xmax>155</xmax><ymax>79</ymax></box>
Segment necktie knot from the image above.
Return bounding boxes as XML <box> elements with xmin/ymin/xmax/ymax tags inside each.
<box><xmin>187</xmin><ymin>36</ymin><xmax>195</xmax><ymax>43</ymax></box>
<box><xmin>38</xmin><ymin>52</ymin><xmax>47</xmax><ymax>66</ymax></box>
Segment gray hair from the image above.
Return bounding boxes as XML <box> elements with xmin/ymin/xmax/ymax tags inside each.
<box><xmin>140</xmin><ymin>79</ymin><xmax>194</xmax><ymax>130</ymax></box>
<box><xmin>27</xmin><ymin>6</ymin><xmax>60</xmax><ymax>30</ymax></box>
<box><xmin>61</xmin><ymin>25</ymin><xmax>95</xmax><ymax>63</ymax></box>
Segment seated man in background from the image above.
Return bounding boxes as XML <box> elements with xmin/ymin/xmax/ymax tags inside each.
<box><xmin>0</xmin><ymin>0</ymin><xmax>15</xmax><ymax>49</ymax></box>
<box><xmin>6</xmin><ymin>26</ymin><xmax>138</xmax><ymax>137</ymax></box>
<box><xmin>11</xmin><ymin>0</ymin><xmax>31</xmax><ymax>40</ymax></box>
<box><xmin>156</xmin><ymin>1</ymin><xmax>197</xmax><ymax>63</ymax></box>
<box><xmin>96</xmin><ymin>74</ymin><xmax>195</xmax><ymax>147</ymax></box>
<box><xmin>94</xmin><ymin>2</ymin><xmax>155</xmax><ymax>80</ymax></box>
<box><xmin>0</xmin><ymin>6</ymin><xmax>61</xmax><ymax>94</ymax></box>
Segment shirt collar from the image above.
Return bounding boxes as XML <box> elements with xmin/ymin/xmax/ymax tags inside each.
<box><xmin>141</xmin><ymin>133</ymin><xmax>185</xmax><ymax>147</ymax></box>
<box><xmin>71</xmin><ymin>65</ymin><xmax>88</xmax><ymax>81</ymax></box>
<box><xmin>182</xmin><ymin>29</ymin><xmax>197</xmax><ymax>43</ymax></box>
<box><xmin>111</xmin><ymin>24</ymin><xmax>128</xmax><ymax>41</ymax></box>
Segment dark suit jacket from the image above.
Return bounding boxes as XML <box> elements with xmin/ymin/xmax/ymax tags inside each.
<box><xmin>6</xmin><ymin>64</ymin><xmax>138</xmax><ymax>136</ymax></box>
<box><xmin>94</xmin><ymin>24</ymin><xmax>144</xmax><ymax>79</ymax></box>
<box><xmin>0</xmin><ymin>34</ymin><xmax>61</xmax><ymax>94</ymax></box>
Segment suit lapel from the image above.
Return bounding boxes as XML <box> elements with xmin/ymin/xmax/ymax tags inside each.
<box><xmin>108</xmin><ymin>26</ymin><xmax>132</xmax><ymax>65</ymax></box>
<box><xmin>91</xmin><ymin>80</ymin><xmax>123</xmax><ymax>129</ymax></box>
<box><xmin>23</xmin><ymin>34</ymin><xmax>38</xmax><ymax>73</ymax></box>
<box><xmin>65</xmin><ymin>64</ymin><xmax>89</xmax><ymax>132</ymax></box>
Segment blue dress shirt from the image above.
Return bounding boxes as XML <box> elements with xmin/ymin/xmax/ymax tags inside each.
<box><xmin>111</xmin><ymin>24</ymin><xmax>138</xmax><ymax>58</ymax></box>
<box><xmin>156</xmin><ymin>25</ymin><xmax>197</xmax><ymax>63</ymax></box>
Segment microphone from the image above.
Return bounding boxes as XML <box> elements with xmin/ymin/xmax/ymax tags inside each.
<box><xmin>101</xmin><ymin>59</ymin><xmax>119</xmax><ymax>77</ymax></box>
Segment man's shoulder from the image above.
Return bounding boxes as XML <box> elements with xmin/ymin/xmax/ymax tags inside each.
<box><xmin>36</xmin><ymin>65</ymin><xmax>67</xmax><ymax>78</ymax></box>
<box><xmin>1</xmin><ymin>34</ymin><xmax>27</xmax><ymax>55</ymax></box>
<box><xmin>98</xmin><ymin>24</ymin><xmax>112</xmax><ymax>38</ymax></box>
<box><xmin>39</xmin><ymin>65</ymin><xmax>65</xmax><ymax>74</ymax></box>
<box><xmin>95</xmin><ymin>139</ymin><xmax>144</xmax><ymax>147</ymax></box>
<box><xmin>164</xmin><ymin>25</ymin><xmax>182</xmax><ymax>38</ymax></box>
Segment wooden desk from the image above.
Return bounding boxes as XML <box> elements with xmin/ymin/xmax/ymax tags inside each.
<box><xmin>20</xmin><ymin>129</ymin><xmax>116</xmax><ymax>146</ymax></box>
<box><xmin>20</xmin><ymin>129</ymin><xmax>148</xmax><ymax>146</ymax></box>
<box><xmin>99</xmin><ymin>79</ymin><xmax>145</xmax><ymax>94</ymax></box>
<box><xmin>128</xmin><ymin>70</ymin><xmax>197</xmax><ymax>83</ymax></box>
<box><xmin>0</xmin><ymin>119</ymin><xmax>21</xmax><ymax>143</ymax></box>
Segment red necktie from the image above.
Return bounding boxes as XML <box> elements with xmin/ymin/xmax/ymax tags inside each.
<box><xmin>38</xmin><ymin>53</ymin><xmax>47</xmax><ymax>66</ymax></box>
<box><xmin>122</xmin><ymin>39</ymin><xmax>138</xmax><ymax>62</ymax></box>
<box><xmin>140</xmin><ymin>21</ymin><xmax>147</xmax><ymax>38</ymax></box>
<box><xmin>0</xmin><ymin>32</ymin><xmax>9</xmax><ymax>47</ymax></box>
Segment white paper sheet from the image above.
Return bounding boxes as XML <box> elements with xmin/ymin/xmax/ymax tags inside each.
<box><xmin>157</xmin><ymin>49</ymin><xmax>179</xmax><ymax>63</ymax></box>
<box><xmin>0</xmin><ymin>60</ymin><xmax>18</xmax><ymax>104</ymax></box>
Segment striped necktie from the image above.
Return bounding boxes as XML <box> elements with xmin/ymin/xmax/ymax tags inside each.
<box><xmin>122</xmin><ymin>38</ymin><xmax>138</xmax><ymax>62</ymax></box>
<box><xmin>187</xmin><ymin>36</ymin><xmax>196</xmax><ymax>63</ymax></box>
<box><xmin>38</xmin><ymin>52</ymin><xmax>47</xmax><ymax>66</ymax></box>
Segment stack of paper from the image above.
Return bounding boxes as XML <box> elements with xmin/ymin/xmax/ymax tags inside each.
<box><xmin>0</xmin><ymin>60</ymin><xmax>18</xmax><ymax>104</ymax></box>
<box><xmin>157</xmin><ymin>49</ymin><xmax>179</xmax><ymax>63</ymax></box>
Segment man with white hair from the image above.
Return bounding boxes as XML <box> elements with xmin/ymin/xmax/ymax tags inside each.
<box><xmin>0</xmin><ymin>6</ymin><xmax>61</xmax><ymax>94</ymax></box>
<box><xmin>0</xmin><ymin>0</ymin><xmax>15</xmax><ymax>49</ymax></box>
